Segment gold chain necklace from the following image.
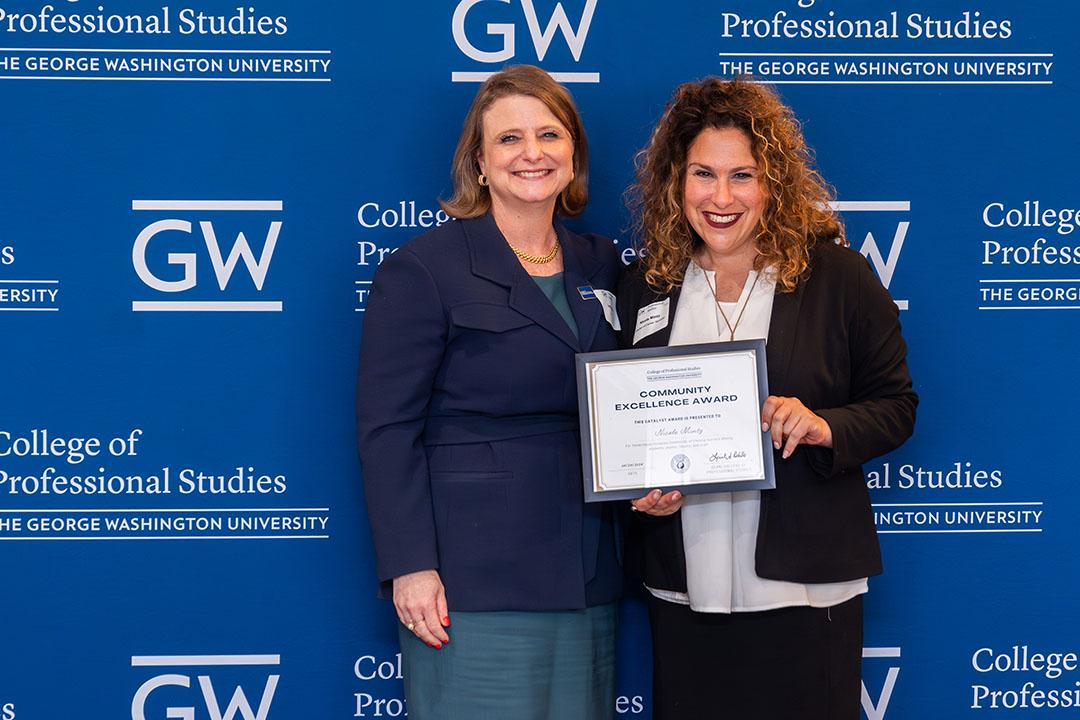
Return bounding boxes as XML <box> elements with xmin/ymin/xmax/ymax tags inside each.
<box><xmin>508</xmin><ymin>239</ymin><xmax>560</xmax><ymax>264</ymax></box>
<box><xmin>702</xmin><ymin>265</ymin><xmax>761</xmax><ymax>341</ymax></box>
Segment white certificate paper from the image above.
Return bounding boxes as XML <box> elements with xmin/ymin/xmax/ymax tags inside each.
<box><xmin>577</xmin><ymin>341</ymin><xmax>775</xmax><ymax>501</ymax></box>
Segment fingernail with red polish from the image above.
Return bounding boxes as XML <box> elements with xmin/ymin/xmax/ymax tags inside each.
<box><xmin>443</xmin><ymin>616</ymin><xmax>451</xmax><ymax>626</ymax></box>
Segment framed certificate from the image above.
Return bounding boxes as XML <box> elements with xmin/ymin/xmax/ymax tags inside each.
<box><xmin>576</xmin><ymin>340</ymin><xmax>776</xmax><ymax>502</ymax></box>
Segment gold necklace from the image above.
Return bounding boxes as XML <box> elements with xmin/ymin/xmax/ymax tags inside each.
<box><xmin>508</xmin><ymin>239</ymin><xmax>560</xmax><ymax>264</ymax></box>
<box><xmin>702</xmin><ymin>265</ymin><xmax>761</xmax><ymax>341</ymax></box>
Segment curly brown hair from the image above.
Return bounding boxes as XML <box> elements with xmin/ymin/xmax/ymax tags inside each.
<box><xmin>628</xmin><ymin>77</ymin><xmax>845</xmax><ymax>293</ymax></box>
<box><xmin>440</xmin><ymin>65</ymin><xmax>589</xmax><ymax>219</ymax></box>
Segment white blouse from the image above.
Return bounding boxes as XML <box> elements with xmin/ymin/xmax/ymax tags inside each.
<box><xmin>646</xmin><ymin>260</ymin><xmax>868</xmax><ymax>613</ymax></box>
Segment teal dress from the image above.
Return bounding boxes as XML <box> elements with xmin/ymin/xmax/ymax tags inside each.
<box><xmin>398</xmin><ymin>272</ymin><xmax>617</xmax><ymax>720</ymax></box>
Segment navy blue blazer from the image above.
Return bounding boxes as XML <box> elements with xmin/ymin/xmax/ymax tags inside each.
<box><xmin>357</xmin><ymin>212</ymin><xmax>622</xmax><ymax>611</ymax></box>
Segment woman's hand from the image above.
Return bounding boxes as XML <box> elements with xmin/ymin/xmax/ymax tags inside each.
<box><xmin>761</xmin><ymin>395</ymin><xmax>833</xmax><ymax>459</ymax></box>
<box><xmin>631</xmin><ymin>489</ymin><xmax>684</xmax><ymax>516</ymax></box>
<box><xmin>393</xmin><ymin>569</ymin><xmax>450</xmax><ymax>648</ymax></box>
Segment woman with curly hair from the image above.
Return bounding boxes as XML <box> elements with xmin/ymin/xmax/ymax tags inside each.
<box><xmin>617</xmin><ymin>77</ymin><xmax>918</xmax><ymax>719</ymax></box>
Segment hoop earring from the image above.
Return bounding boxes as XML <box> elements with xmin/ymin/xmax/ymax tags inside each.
<box><xmin>478</xmin><ymin>174</ymin><xmax>489</xmax><ymax>187</ymax></box>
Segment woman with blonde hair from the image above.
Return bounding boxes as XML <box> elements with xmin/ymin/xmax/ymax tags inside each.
<box><xmin>357</xmin><ymin>65</ymin><xmax>622</xmax><ymax>719</ymax></box>
<box><xmin>620</xmin><ymin>77</ymin><xmax>917</xmax><ymax>719</ymax></box>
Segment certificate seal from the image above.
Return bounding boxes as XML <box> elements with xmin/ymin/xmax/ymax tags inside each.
<box><xmin>670</xmin><ymin>453</ymin><xmax>690</xmax><ymax>474</ymax></box>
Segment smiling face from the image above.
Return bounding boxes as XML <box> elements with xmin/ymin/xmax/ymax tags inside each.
<box><xmin>683</xmin><ymin>126</ymin><xmax>765</xmax><ymax>265</ymax></box>
<box><xmin>476</xmin><ymin>94</ymin><xmax>575</xmax><ymax>215</ymax></box>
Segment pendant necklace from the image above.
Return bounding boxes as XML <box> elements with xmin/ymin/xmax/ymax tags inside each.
<box><xmin>702</xmin><ymin>265</ymin><xmax>760</xmax><ymax>342</ymax></box>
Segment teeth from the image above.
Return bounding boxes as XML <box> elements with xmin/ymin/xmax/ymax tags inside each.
<box><xmin>705</xmin><ymin>212</ymin><xmax>738</xmax><ymax>223</ymax></box>
<box><xmin>515</xmin><ymin>170</ymin><xmax>550</xmax><ymax>178</ymax></box>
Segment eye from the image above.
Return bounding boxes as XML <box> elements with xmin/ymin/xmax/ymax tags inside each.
<box><xmin>541</xmin><ymin>130</ymin><xmax>562</xmax><ymax>139</ymax></box>
<box><xmin>693</xmin><ymin>169</ymin><xmax>713</xmax><ymax>178</ymax></box>
<box><xmin>732</xmin><ymin>171</ymin><xmax>756</xmax><ymax>181</ymax></box>
<box><xmin>498</xmin><ymin>134</ymin><xmax>519</xmax><ymax>144</ymax></box>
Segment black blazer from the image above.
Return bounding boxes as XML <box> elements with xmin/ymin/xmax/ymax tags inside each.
<box><xmin>617</xmin><ymin>240</ymin><xmax>917</xmax><ymax>588</ymax></box>
<box><xmin>357</xmin><ymin>213</ymin><xmax>623</xmax><ymax>611</ymax></box>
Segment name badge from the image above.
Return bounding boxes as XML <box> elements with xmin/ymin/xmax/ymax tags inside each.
<box><xmin>593</xmin><ymin>288</ymin><xmax>621</xmax><ymax>332</ymax></box>
<box><xmin>633</xmin><ymin>298</ymin><xmax>670</xmax><ymax>344</ymax></box>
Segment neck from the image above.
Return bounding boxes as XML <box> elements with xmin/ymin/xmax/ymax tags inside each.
<box><xmin>490</xmin><ymin>199</ymin><xmax>557</xmax><ymax>254</ymax></box>
<box><xmin>696</xmin><ymin>246</ymin><xmax>757</xmax><ymax>300</ymax></box>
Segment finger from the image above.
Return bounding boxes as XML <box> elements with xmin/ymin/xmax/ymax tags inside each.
<box><xmin>631</xmin><ymin>489</ymin><xmax>662</xmax><ymax>512</ymax></box>
<box><xmin>422</xmin><ymin>601</ymin><xmax>449</xmax><ymax>645</ymax></box>
<box><xmin>436</xmin><ymin>586</ymin><xmax>450</xmax><ymax>630</ymax></box>
<box><xmin>652</xmin><ymin>490</ymin><xmax>683</xmax><ymax>514</ymax></box>
<box><xmin>770</xmin><ymin>401</ymin><xmax>791</xmax><ymax>450</ymax></box>
<box><xmin>761</xmin><ymin>396</ymin><xmax>781</xmax><ymax>431</ymax></box>
<box><xmin>393</xmin><ymin>597</ymin><xmax>410</xmax><ymax>627</ymax></box>
<box><xmin>411</xmin><ymin>616</ymin><xmax>442</xmax><ymax>648</ymax></box>
<box><xmin>403</xmin><ymin>597</ymin><xmax>438</xmax><ymax>645</ymax></box>
<box><xmin>782</xmin><ymin>406</ymin><xmax>804</xmax><ymax>439</ymax></box>
<box><xmin>783</xmin><ymin>415</ymin><xmax>809</xmax><ymax>459</ymax></box>
<box><xmin>651</xmin><ymin>499</ymin><xmax>685</xmax><ymax>516</ymax></box>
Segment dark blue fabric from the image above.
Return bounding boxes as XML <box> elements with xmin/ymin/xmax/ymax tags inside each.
<box><xmin>357</xmin><ymin>213</ymin><xmax>622</xmax><ymax>611</ymax></box>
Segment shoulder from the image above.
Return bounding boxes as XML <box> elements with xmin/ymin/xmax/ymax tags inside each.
<box><xmin>397</xmin><ymin>218</ymin><xmax>468</xmax><ymax>260</ymax></box>
<box><xmin>564</xmin><ymin>225</ymin><xmax>620</xmax><ymax>268</ymax></box>
<box><xmin>804</xmin><ymin>238</ymin><xmax>875</xmax><ymax>290</ymax></box>
<box><xmin>375</xmin><ymin>219</ymin><xmax>469</xmax><ymax>281</ymax></box>
<box><xmin>616</xmin><ymin>258</ymin><xmax>650</xmax><ymax>297</ymax></box>
<box><xmin>616</xmin><ymin>259</ymin><xmax>677</xmax><ymax>321</ymax></box>
<box><xmin>805</xmin><ymin>237</ymin><xmax>898</xmax><ymax>316</ymax></box>
<box><xmin>808</xmin><ymin>238</ymin><xmax>866</xmax><ymax>273</ymax></box>
<box><xmin>577</xmin><ymin>231</ymin><xmax>619</xmax><ymax>261</ymax></box>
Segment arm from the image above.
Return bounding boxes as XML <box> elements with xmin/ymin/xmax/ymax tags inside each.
<box><xmin>811</xmin><ymin>254</ymin><xmax>918</xmax><ymax>475</ymax></box>
<box><xmin>357</xmin><ymin>246</ymin><xmax>452</xmax><ymax>645</ymax></box>
<box><xmin>356</xmin><ymin>246</ymin><xmax>445</xmax><ymax>584</ymax></box>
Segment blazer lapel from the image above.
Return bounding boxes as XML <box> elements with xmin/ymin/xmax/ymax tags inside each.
<box><xmin>559</xmin><ymin>223</ymin><xmax>604</xmax><ymax>352</ymax></box>
<box><xmin>464</xmin><ymin>214</ymin><xmax>580</xmax><ymax>351</ymax></box>
<box><xmin>765</xmin><ymin>280</ymin><xmax>806</xmax><ymax>394</ymax></box>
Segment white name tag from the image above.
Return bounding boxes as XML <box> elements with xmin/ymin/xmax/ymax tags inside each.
<box><xmin>633</xmin><ymin>298</ymin><xmax>669</xmax><ymax>344</ymax></box>
<box><xmin>593</xmin><ymin>288</ymin><xmax>621</xmax><ymax>332</ymax></box>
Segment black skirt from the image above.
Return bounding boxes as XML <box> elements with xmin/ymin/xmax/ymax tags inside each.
<box><xmin>648</xmin><ymin>594</ymin><xmax>864</xmax><ymax>720</ymax></box>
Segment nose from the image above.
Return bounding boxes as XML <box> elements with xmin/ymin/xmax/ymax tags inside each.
<box><xmin>711</xmin><ymin>178</ymin><xmax>734</xmax><ymax>206</ymax></box>
<box><xmin>522</xmin><ymin>135</ymin><xmax>544</xmax><ymax>161</ymax></box>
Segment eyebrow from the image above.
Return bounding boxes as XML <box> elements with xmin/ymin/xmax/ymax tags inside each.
<box><xmin>491</xmin><ymin>125</ymin><xmax>564</xmax><ymax>136</ymax></box>
<box><xmin>688</xmin><ymin>161</ymin><xmax>757</xmax><ymax>172</ymax></box>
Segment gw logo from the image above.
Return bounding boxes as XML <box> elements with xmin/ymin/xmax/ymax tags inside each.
<box><xmin>131</xmin><ymin>200</ymin><xmax>283</xmax><ymax>312</ymax></box>
<box><xmin>131</xmin><ymin>654</ymin><xmax>279</xmax><ymax>720</ymax></box>
<box><xmin>451</xmin><ymin>0</ymin><xmax>599</xmax><ymax>83</ymax></box>
<box><xmin>861</xmin><ymin>646</ymin><xmax>901</xmax><ymax>720</ymax></box>
<box><xmin>831</xmin><ymin>201</ymin><xmax>910</xmax><ymax>310</ymax></box>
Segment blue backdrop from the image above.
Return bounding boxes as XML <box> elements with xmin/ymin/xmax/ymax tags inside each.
<box><xmin>1</xmin><ymin>1</ymin><xmax>1077</xmax><ymax>717</ymax></box>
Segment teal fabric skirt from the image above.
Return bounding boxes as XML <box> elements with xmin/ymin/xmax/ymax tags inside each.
<box><xmin>398</xmin><ymin>603</ymin><xmax>617</xmax><ymax>720</ymax></box>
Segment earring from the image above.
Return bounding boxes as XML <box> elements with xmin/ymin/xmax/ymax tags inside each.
<box><xmin>478</xmin><ymin>174</ymin><xmax>489</xmax><ymax>187</ymax></box>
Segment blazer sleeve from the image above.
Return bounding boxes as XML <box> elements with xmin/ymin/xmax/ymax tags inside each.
<box><xmin>812</xmin><ymin>254</ymin><xmax>918</xmax><ymax>476</ymax></box>
<box><xmin>356</xmin><ymin>246</ymin><xmax>447</xmax><ymax>583</ymax></box>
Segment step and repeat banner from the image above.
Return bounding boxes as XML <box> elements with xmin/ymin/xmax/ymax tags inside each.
<box><xmin>1</xmin><ymin>0</ymin><xmax>1076</xmax><ymax>717</ymax></box>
